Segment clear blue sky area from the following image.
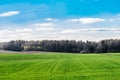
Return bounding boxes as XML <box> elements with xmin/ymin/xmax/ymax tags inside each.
<box><xmin>0</xmin><ymin>0</ymin><xmax>120</xmax><ymax>18</ymax></box>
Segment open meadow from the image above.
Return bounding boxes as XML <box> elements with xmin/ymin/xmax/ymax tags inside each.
<box><xmin>0</xmin><ymin>52</ymin><xmax>120</xmax><ymax>80</ymax></box>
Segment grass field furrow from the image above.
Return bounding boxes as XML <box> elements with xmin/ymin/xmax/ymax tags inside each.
<box><xmin>0</xmin><ymin>53</ymin><xmax>120</xmax><ymax>80</ymax></box>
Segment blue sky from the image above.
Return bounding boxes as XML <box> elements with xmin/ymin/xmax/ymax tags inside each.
<box><xmin>0</xmin><ymin>0</ymin><xmax>120</xmax><ymax>41</ymax></box>
<box><xmin>0</xmin><ymin>0</ymin><xmax>120</xmax><ymax>18</ymax></box>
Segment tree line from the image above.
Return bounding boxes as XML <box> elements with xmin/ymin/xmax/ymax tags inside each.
<box><xmin>0</xmin><ymin>39</ymin><xmax>120</xmax><ymax>53</ymax></box>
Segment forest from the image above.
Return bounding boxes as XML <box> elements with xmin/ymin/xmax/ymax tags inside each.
<box><xmin>0</xmin><ymin>39</ymin><xmax>120</xmax><ymax>53</ymax></box>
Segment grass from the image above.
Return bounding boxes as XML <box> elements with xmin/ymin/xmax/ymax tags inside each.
<box><xmin>0</xmin><ymin>52</ymin><xmax>120</xmax><ymax>80</ymax></box>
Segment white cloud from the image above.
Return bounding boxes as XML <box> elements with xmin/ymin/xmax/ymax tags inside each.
<box><xmin>44</xmin><ymin>18</ymin><xmax>53</xmax><ymax>21</ymax></box>
<box><xmin>44</xmin><ymin>32</ymin><xmax>58</xmax><ymax>35</ymax></box>
<box><xmin>16</xmin><ymin>33</ymin><xmax>32</xmax><ymax>36</ymax></box>
<box><xmin>34</xmin><ymin>23</ymin><xmax>54</xmax><ymax>27</ymax></box>
<box><xmin>15</xmin><ymin>29</ymin><xmax>33</xmax><ymax>32</ymax></box>
<box><xmin>61</xmin><ymin>28</ymin><xmax>120</xmax><ymax>34</ymax></box>
<box><xmin>65</xmin><ymin>18</ymin><xmax>105</xmax><ymax>24</ymax></box>
<box><xmin>79</xmin><ymin>18</ymin><xmax>105</xmax><ymax>24</ymax></box>
<box><xmin>33</xmin><ymin>23</ymin><xmax>55</xmax><ymax>31</ymax></box>
<box><xmin>65</xmin><ymin>19</ymin><xmax>79</xmax><ymax>22</ymax></box>
<box><xmin>44</xmin><ymin>18</ymin><xmax>58</xmax><ymax>21</ymax></box>
<box><xmin>0</xmin><ymin>27</ymin><xmax>120</xmax><ymax>42</ymax></box>
<box><xmin>35</xmin><ymin>27</ymin><xmax>55</xmax><ymax>31</ymax></box>
<box><xmin>0</xmin><ymin>11</ymin><xmax>20</xmax><ymax>17</ymax></box>
<box><xmin>1</xmin><ymin>15</ymin><xmax>120</xmax><ymax>42</ymax></box>
<box><xmin>60</xmin><ymin>29</ymin><xmax>80</xmax><ymax>33</ymax></box>
<box><xmin>0</xmin><ymin>30</ymin><xmax>12</xmax><ymax>34</ymax></box>
<box><xmin>79</xmin><ymin>28</ymin><xmax>120</xmax><ymax>31</ymax></box>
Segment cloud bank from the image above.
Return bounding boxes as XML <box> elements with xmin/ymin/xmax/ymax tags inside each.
<box><xmin>0</xmin><ymin>15</ymin><xmax>120</xmax><ymax>42</ymax></box>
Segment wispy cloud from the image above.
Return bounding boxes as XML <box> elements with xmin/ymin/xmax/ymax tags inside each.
<box><xmin>44</xmin><ymin>18</ymin><xmax>58</xmax><ymax>21</ymax></box>
<box><xmin>0</xmin><ymin>11</ymin><xmax>20</xmax><ymax>17</ymax></box>
<box><xmin>61</xmin><ymin>28</ymin><xmax>120</xmax><ymax>33</ymax></box>
<box><xmin>15</xmin><ymin>29</ymin><xmax>33</xmax><ymax>32</ymax></box>
<box><xmin>33</xmin><ymin>22</ymin><xmax>55</xmax><ymax>31</ymax></box>
<box><xmin>0</xmin><ymin>30</ymin><xmax>12</xmax><ymax>34</ymax></box>
<box><xmin>79</xmin><ymin>18</ymin><xmax>105</xmax><ymax>24</ymax></box>
<box><xmin>66</xmin><ymin>18</ymin><xmax>105</xmax><ymax>24</ymax></box>
<box><xmin>33</xmin><ymin>23</ymin><xmax>54</xmax><ymax>27</ymax></box>
<box><xmin>35</xmin><ymin>27</ymin><xmax>55</xmax><ymax>31</ymax></box>
<box><xmin>60</xmin><ymin>29</ymin><xmax>79</xmax><ymax>33</ymax></box>
<box><xmin>0</xmin><ymin>27</ymin><xmax>120</xmax><ymax>42</ymax></box>
<box><xmin>0</xmin><ymin>15</ymin><xmax>120</xmax><ymax>42</ymax></box>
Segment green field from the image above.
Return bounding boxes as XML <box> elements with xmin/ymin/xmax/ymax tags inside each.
<box><xmin>0</xmin><ymin>53</ymin><xmax>120</xmax><ymax>80</ymax></box>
